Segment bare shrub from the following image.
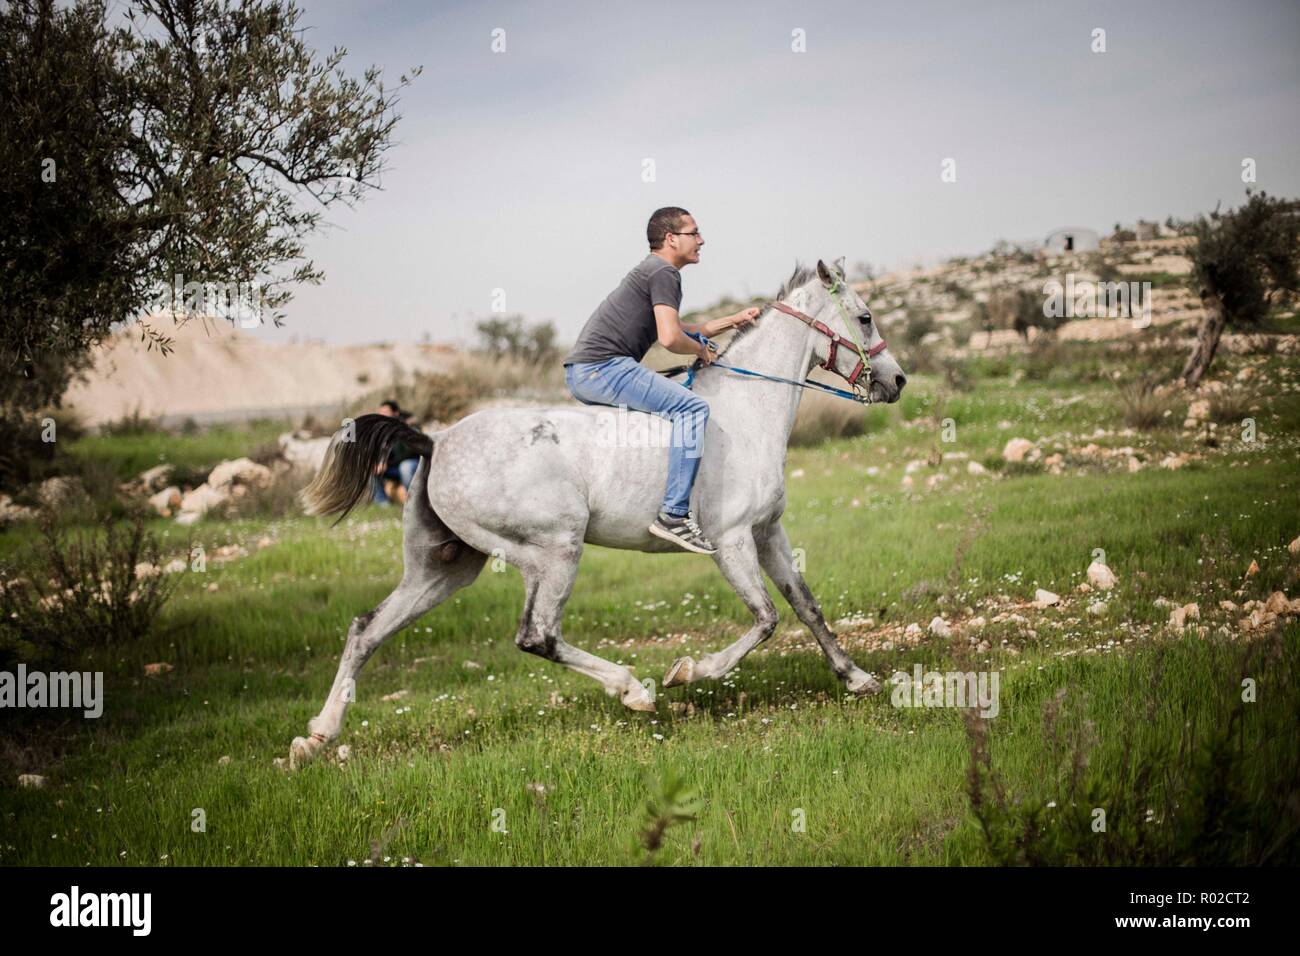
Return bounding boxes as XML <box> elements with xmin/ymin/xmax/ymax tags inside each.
<box><xmin>0</xmin><ymin>514</ymin><xmax>179</xmax><ymax>668</ymax></box>
<box><xmin>1117</xmin><ymin>377</ymin><xmax>1176</xmax><ymax>430</ymax></box>
<box><xmin>1207</xmin><ymin>391</ymin><xmax>1255</xmax><ymax>425</ymax></box>
<box><xmin>789</xmin><ymin>393</ymin><xmax>869</xmax><ymax>446</ymax></box>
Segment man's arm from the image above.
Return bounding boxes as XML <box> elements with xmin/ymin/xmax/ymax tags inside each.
<box><xmin>654</xmin><ymin>304</ymin><xmax>713</xmax><ymax>361</ymax></box>
<box><xmin>657</xmin><ymin>306</ymin><xmax>763</xmax><ymax>356</ymax></box>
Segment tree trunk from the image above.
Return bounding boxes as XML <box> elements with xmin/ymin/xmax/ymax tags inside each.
<box><xmin>1181</xmin><ymin>284</ymin><xmax>1228</xmax><ymax>389</ymax></box>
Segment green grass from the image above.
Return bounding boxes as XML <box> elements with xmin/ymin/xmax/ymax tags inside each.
<box><xmin>2</xmin><ymin>345</ymin><xmax>1299</xmax><ymax>866</ymax></box>
<box><xmin>61</xmin><ymin>417</ymin><xmax>292</xmax><ymax>483</ymax></box>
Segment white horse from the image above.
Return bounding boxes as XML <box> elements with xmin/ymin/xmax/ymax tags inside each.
<box><xmin>290</xmin><ymin>258</ymin><xmax>907</xmax><ymax>767</ymax></box>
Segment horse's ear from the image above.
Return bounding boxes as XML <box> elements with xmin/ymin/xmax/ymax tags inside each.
<box><xmin>816</xmin><ymin>259</ymin><xmax>835</xmax><ymax>286</ymax></box>
<box><xmin>833</xmin><ymin>256</ymin><xmax>847</xmax><ymax>279</ymax></box>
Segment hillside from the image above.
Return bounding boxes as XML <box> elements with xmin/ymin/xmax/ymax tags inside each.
<box><xmin>62</xmin><ymin>229</ymin><xmax>1297</xmax><ymax>430</ymax></box>
<box><xmin>62</xmin><ymin>319</ymin><xmax>459</xmax><ymax>428</ymax></box>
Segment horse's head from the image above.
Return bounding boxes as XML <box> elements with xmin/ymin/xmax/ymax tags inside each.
<box><xmin>801</xmin><ymin>258</ymin><xmax>906</xmax><ymax>404</ymax></box>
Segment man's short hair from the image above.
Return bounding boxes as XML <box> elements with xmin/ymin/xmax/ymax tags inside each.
<box><xmin>647</xmin><ymin>207</ymin><xmax>692</xmax><ymax>250</ymax></box>
<box><xmin>380</xmin><ymin>399</ymin><xmax>401</xmax><ymax>414</ymax></box>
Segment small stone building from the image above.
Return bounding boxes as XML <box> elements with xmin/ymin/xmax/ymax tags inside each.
<box><xmin>1043</xmin><ymin>227</ymin><xmax>1100</xmax><ymax>255</ymax></box>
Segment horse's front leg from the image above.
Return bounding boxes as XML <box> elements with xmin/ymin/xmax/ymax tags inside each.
<box><xmin>663</xmin><ymin>529</ymin><xmax>778</xmax><ymax>687</ymax></box>
<box><xmin>755</xmin><ymin>521</ymin><xmax>880</xmax><ymax>695</ymax></box>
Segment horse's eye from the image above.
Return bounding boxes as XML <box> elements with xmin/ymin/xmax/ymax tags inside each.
<box><xmin>858</xmin><ymin>309</ymin><xmax>873</xmax><ymax>326</ymax></box>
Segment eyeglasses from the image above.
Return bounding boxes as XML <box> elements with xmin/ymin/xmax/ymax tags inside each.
<box><xmin>670</xmin><ymin>230</ymin><xmax>702</xmax><ymax>239</ymax></box>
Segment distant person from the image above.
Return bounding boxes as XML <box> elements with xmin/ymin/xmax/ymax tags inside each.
<box><xmin>563</xmin><ymin>206</ymin><xmax>760</xmax><ymax>554</ymax></box>
<box><xmin>371</xmin><ymin>399</ymin><xmax>420</xmax><ymax>505</ymax></box>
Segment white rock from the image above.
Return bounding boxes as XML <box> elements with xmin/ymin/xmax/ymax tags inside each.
<box><xmin>904</xmin><ymin>623</ymin><xmax>923</xmax><ymax>638</ymax></box>
<box><xmin>177</xmin><ymin>483</ymin><xmax>227</xmax><ymax>523</ymax></box>
<box><xmin>36</xmin><ymin>475</ymin><xmax>89</xmax><ymax>509</ymax></box>
<box><xmin>1034</xmin><ymin>588</ymin><xmax>1061</xmax><ymax>607</ymax></box>
<box><xmin>133</xmin><ymin>561</ymin><xmax>160</xmax><ymax>579</ymax></box>
<box><xmin>928</xmin><ymin>616</ymin><xmax>951</xmax><ymax>638</ymax></box>
<box><xmin>1168</xmin><ymin>603</ymin><xmax>1200</xmax><ymax>630</ymax></box>
<box><xmin>967</xmin><ymin>616</ymin><xmax>987</xmax><ymax>630</ymax></box>
<box><xmin>148</xmin><ymin>486</ymin><xmax>181</xmax><ymax>517</ymax></box>
<box><xmin>0</xmin><ymin>494</ymin><xmax>38</xmax><ymax>525</ymax></box>
<box><xmin>208</xmin><ymin>457</ymin><xmax>272</xmax><ymax>490</ymax></box>
<box><xmin>967</xmin><ymin>461</ymin><xmax>986</xmax><ymax>475</ymax></box>
<box><xmin>1002</xmin><ymin>438</ymin><xmax>1035</xmax><ymax>463</ymax></box>
<box><xmin>133</xmin><ymin>464</ymin><xmax>175</xmax><ymax>493</ymax></box>
<box><xmin>1087</xmin><ymin>561</ymin><xmax>1118</xmax><ymax>590</ymax></box>
<box><xmin>278</xmin><ymin>433</ymin><xmax>333</xmax><ymax>473</ymax></box>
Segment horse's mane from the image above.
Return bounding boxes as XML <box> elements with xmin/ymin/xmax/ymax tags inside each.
<box><xmin>662</xmin><ymin>261</ymin><xmax>825</xmax><ymax>375</ymax></box>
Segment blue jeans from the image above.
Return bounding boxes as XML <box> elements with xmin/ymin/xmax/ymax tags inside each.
<box><xmin>566</xmin><ymin>357</ymin><xmax>710</xmax><ymax>518</ymax></box>
<box><xmin>371</xmin><ymin>457</ymin><xmax>419</xmax><ymax>504</ymax></box>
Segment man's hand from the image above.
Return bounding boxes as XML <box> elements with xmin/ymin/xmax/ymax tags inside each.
<box><xmin>697</xmin><ymin>341</ymin><xmax>716</xmax><ymax>365</ymax></box>
<box><xmin>730</xmin><ymin>306</ymin><xmax>761</xmax><ymax>329</ymax></box>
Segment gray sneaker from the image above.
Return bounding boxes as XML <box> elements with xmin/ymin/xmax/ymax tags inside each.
<box><xmin>648</xmin><ymin>511</ymin><xmax>717</xmax><ymax>555</ymax></box>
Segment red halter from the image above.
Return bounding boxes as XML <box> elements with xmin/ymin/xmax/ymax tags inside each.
<box><xmin>770</xmin><ymin>301</ymin><xmax>888</xmax><ymax>388</ymax></box>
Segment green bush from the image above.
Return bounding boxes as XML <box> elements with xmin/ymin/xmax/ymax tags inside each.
<box><xmin>0</xmin><ymin>514</ymin><xmax>179</xmax><ymax>669</ymax></box>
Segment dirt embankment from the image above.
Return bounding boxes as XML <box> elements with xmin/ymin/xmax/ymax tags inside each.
<box><xmin>62</xmin><ymin>318</ymin><xmax>460</xmax><ymax>427</ymax></box>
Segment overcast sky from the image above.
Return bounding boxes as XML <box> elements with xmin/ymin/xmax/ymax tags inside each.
<box><xmin>250</xmin><ymin>0</ymin><xmax>1300</xmax><ymax>346</ymax></box>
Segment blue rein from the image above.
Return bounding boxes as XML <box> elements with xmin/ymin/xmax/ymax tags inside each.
<box><xmin>680</xmin><ymin>330</ymin><xmax>869</xmax><ymax>404</ymax></box>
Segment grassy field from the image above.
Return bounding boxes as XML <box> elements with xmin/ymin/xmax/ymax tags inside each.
<box><xmin>2</xmin><ymin>340</ymin><xmax>1298</xmax><ymax>866</ymax></box>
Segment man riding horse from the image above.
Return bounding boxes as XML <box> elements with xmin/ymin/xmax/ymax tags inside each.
<box><xmin>563</xmin><ymin>207</ymin><xmax>761</xmax><ymax>555</ymax></box>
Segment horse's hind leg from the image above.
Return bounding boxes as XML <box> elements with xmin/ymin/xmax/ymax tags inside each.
<box><xmin>290</xmin><ymin>458</ymin><xmax>487</xmax><ymax>768</ymax></box>
<box><xmin>512</xmin><ymin>542</ymin><xmax>656</xmax><ymax>712</ymax></box>
<box><xmin>755</xmin><ymin>521</ymin><xmax>879</xmax><ymax>695</ymax></box>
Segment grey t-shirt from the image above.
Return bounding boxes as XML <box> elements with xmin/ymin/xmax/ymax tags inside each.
<box><xmin>564</xmin><ymin>253</ymin><xmax>682</xmax><ymax>365</ymax></box>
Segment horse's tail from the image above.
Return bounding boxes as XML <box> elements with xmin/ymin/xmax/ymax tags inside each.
<box><xmin>299</xmin><ymin>414</ymin><xmax>435</xmax><ymax>525</ymax></box>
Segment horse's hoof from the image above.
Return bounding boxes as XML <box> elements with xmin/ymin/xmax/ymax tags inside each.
<box><xmin>622</xmin><ymin>683</ymin><xmax>657</xmax><ymax>712</ymax></box>
<box><xmin>846</xmin><ymin>671</ymin><xmax>882</xmax><ymax>696</ymax></box>
<box><xmin>289</xmin><ymin>735</ymin><xmax>321</xmax><ymax>770</ymax></box>
<box><xmin>663</xmin><ymin>657</ymin><xmax>694</xmax><ymax>688</ymax></box>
